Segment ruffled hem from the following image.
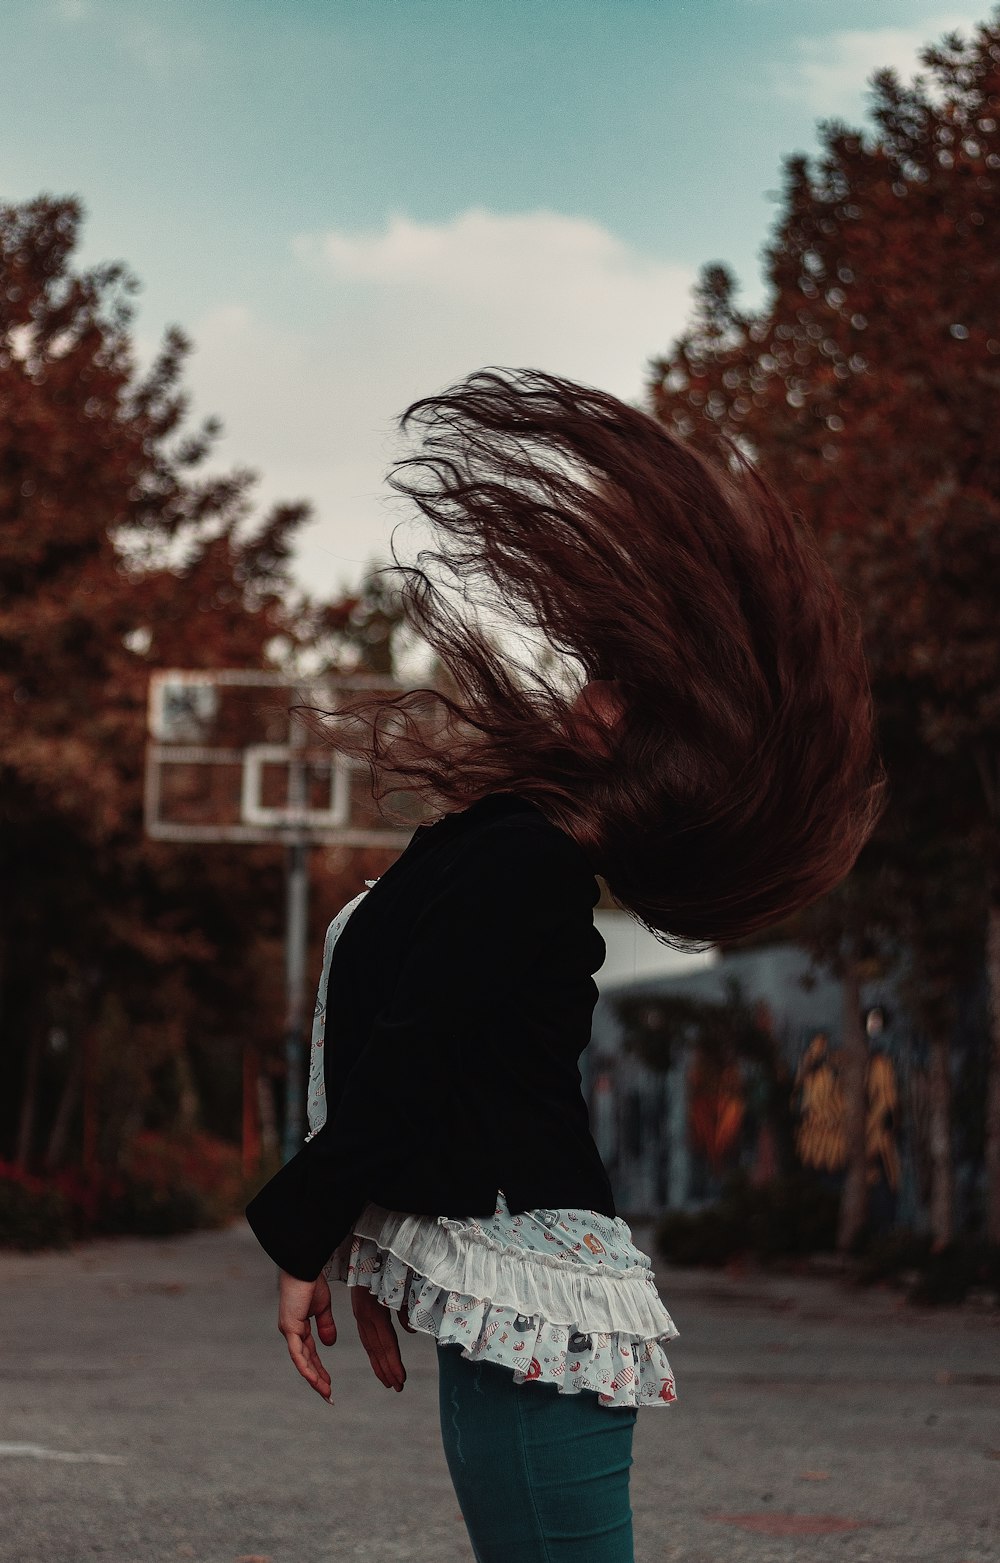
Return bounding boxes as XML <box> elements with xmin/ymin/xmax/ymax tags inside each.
<box><xmin>334</xmin><ymin>1202</ymin><xmax>681</xmax><ymax>1339</ymax></box>
<box><xmin>330</xmin><ymin>1232</ymin><xmax>679</xmax><ymax>1410</ymax></box>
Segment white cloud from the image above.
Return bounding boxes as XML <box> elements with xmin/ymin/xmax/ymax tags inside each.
<box><xmin>773</xmin><ymin>13</ymin><xmax>982</xmax><ymax>115</ymax></box>
<box><xmin>294</xmin><ymin>207</ymin><xmax>694</xmax><ymax>394</ymax></box>
<box><xmin>184</xmin><ymin>209</ymin><xmax>696</xmax><ymax>597</ymax></box>
<box><xmin>52</xmin><ymin>1</ymin><xmax>203</xmax><ymax>73</ymax></box>
<box><xmin>118</xmin><ymin>14</ymin><xmax>203</xmax><ymax>76</ymax></box>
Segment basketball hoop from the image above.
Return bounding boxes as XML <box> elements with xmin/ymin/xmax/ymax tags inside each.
<box><xmin>144</xmin><ymin>668</ymin><xmax>416</xmax><ymax>847</ymax></box>
<box><xmin>144</xmin><ymin>668</ymin><xmax>416</xmax><ymax>1161</ymax></box>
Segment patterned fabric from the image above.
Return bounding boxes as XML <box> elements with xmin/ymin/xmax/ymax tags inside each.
<box><xmin>304</xmin><ymin>882</ymin><xmax>374</xmax><ymax>1142</ymax></box>
<box><xmin>306</xmin><ymin>883</ymin><xmax>680</xmax><ymax>1410</ymax></box>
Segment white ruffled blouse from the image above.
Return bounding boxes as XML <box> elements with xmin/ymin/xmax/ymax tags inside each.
<box><xmin>305</xmin><ymin>881</ymin><xmax>681</xmax><ymax>1411</ymax></box>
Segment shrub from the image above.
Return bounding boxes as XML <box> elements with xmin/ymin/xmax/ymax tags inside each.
<box><xmin>655</xmin><ymin>1168</ymin><xmax>840</xmax><ymax>1267</ymax></box>
<box><xmin>856</xmin><ymin>1232</ymin><xmax>1000</xmax><ymax>1306</ymax></box>
<box><xmin>98</xmin><ymin>1130</ymin><xmax>245</xmax><ymax>1236</ymax></box>
<box><xmin>656</xmin><ymin>1204</ymin><xmax>741</xmax><ymax>1267</ymax></box>
<box><xmin>656</xmin><ymin>1182</ymin><xmax>1000</xmax><ymax>1308</ymax></box>
<box><xmin>854</xmin><ymin>1229</ymin><xmax>934</xmax><ymax>1287</ymax></box>
<box><xmin>0</xmin><ymin>1132</ymin><xmax>246</xmax><ymax>1249</ymax></box>
<box><xmin>907</xmin><ymin>1240</ymin><xmax>995</xmax><ymax>1306</ymax></box>
<box><xmin>0</xmin><ymin>1162</ymin><xmax>77</xmax><ymax>1251</ymax></box>
<box><xmin>96</xmin><ymin>1175</ymin><xmax>207</xmax><ymax>1238</ymax></box>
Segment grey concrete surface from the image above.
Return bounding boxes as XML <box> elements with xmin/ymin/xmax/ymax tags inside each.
<box><xmin>0</xmin><ymin>1222</ymin><xmax>997</xmax><ymax>1563</ymax></box>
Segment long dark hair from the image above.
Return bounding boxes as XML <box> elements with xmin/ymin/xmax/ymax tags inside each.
<box><xmin>314</xmin><ymin>367</ymin><xmax>885</xmax><ymax>949</ymax></box>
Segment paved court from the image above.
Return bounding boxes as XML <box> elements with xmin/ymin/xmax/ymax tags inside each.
<box><xmin>0</xmin><ymin>1222</ymin><xmax>997</xmax><ymax>1563</ymax></box>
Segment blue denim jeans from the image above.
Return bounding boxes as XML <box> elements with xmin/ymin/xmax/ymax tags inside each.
<box><xmin>436</xmin><ymin>1341</ymin><xmax>638</xmax><ymax>1562</ymax></box>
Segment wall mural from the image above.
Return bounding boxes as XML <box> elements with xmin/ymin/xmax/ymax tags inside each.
<box><xmin>685</xmin><ymin>1053</ymin><xmax>746</xmax><ymax>1175</ymax></box>
<box><xmin>792</xmin><ymin>1031</ymin><xmax>848</xmax><ymax>1175</ymax></box>
<box><xmin>790</xmin><ymin>1028</ymin><xmax>900</xmax><ymax>1201</ymax></box>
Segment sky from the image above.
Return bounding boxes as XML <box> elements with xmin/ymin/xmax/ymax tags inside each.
<box><xmin>3</xmin><ymin>0</ymin><xmax>989</xmax><ymax>599</ymax></box>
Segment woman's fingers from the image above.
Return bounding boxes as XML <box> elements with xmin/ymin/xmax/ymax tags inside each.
<box><xmin>355</xmin><ymin>1309</ymin><xmax>398</xmax><ymax>1389</ymax></box>
<box><xmin>307</xmin><ymin>1350</ymin><xmax>333</xmax><ymax>1401</ymax></box>
<box><xmin>277</xmin><ymin>1270</ymin><xmax>335</xmax><ymax>1403</ymax></box>
<box><xmin>313</xmin><ymin>1276</ymin><xmax>338</xmax><ymax>1347</ymax></box>
<box><xmin>351</xmin><ymin>1288</ymin><xmax>406</xmax><ymax>1390</ymax></box>
<box><xmin>357</xmin><ymin>1319</ymin><xmax>393</xmax><ymax>1389</ymax></box>
<box><xmin>284</xmin><ymin>1321</ymin><xmax>333</xmax><ymax>1401</ymax></box>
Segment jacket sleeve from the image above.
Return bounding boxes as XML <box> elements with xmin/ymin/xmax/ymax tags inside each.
<box><xmin>244</xmin><ymin>819</ymin><xmax>597</xmax><ymax>1281</ymax></box>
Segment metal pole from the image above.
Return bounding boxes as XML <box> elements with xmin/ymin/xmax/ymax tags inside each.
<box><xmin>282</xmin><ymin>727</ymin><xmax>310</xmax><ymax>1163</ymax></box>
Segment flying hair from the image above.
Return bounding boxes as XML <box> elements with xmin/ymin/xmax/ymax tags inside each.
<box><xmin>309</xmin><ymin>367</ymin><xmax>886</xmax><ymax>949</ymax></box>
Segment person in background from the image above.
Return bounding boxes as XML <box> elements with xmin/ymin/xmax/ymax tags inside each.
<box><xmin>245</xmin><ymin>367</ymin><xmax>885</xmax><ymax>1563</ymax></box>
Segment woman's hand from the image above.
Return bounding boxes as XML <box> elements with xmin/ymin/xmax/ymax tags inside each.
<box><xmin>278</xmin><ymin>1270</ymin><xmax>337</xmax><ymax>1402</ymax></box>
<box><xmin>350</xmin><ymin>1285</ymin><xmax>415</xmax><ymax>1391</ymax></box>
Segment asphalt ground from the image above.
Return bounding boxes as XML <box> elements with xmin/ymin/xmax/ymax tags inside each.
<box><xmin>0</xmin><ymin>1222</ymin><xmax>997</xmax><ymax>1563</ymax></box>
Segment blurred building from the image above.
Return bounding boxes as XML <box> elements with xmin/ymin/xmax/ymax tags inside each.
<box><xmin>581</xmin><ymin>932</ymin><xmax>971</xmax><ymax>1235</ymax></box>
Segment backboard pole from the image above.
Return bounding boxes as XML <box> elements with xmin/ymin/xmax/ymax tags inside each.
<box><xmin>142</xmin><ymin>668</ymin><xmax>415</xmax><ymax>1169</ymax></box>
<box><xmin>282</xmin><ymin>725</ymin><xmax>310</xmax><ymax>1163</ymax></box>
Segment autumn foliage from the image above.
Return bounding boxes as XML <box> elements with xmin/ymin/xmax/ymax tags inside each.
<box><xmin>4</xmin><ymin>11</ymin><xmax>1000</xmax><ymax>1257</ymax></box>
<box><xmin>648</xmin><ymin>13</ymin><xmax>1000</xmax><ymax>1243</ymax></box>
<box><xmin>0</xmin><ymin>196</ymin><xmax>404</xmax><ymax>1238</ymax></box>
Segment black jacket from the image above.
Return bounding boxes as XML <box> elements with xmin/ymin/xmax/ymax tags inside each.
<box><xmin>244</xmin><ymin>789</ymin><xmax>616</xmax><ymax>1281</ymax></box>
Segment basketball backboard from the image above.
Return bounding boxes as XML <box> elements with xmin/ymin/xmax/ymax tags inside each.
<box><xmin>144</xmin><ymin>669</ymin><xmax>417</xmax><ymax>847</ymax></box>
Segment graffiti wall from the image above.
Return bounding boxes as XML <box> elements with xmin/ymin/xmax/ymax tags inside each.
<box><xmin>586</xmin><ymin>941</ymin><xmax>987</xmax><ymax>1235</ymax></box>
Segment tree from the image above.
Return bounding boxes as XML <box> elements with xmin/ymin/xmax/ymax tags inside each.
<box><xmin>0</xmin><ymin>195</ymin><xmax>390</xmax><ymax>1179</ymax></box>
<box><xmin>647</xmin><ymin>13</ymin><xmax>1000</xmax><ymax>1240</ymax></box>
<box><xmin>303</xmin><ymin>559</ymin><xmax>409</xmax><ymax>677</ymax></box>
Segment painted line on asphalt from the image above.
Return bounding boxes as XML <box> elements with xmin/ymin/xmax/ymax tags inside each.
<box><xmin>0</xmin><ymin>1442</ymin><xmax>126</xmax><ymax>1464</ymax></box>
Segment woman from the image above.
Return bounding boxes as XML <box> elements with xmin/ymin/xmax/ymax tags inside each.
<box><xmin>246</xmin><ymin>368</ymin><xmax>885</xmax><ymax>1561</ymax></box>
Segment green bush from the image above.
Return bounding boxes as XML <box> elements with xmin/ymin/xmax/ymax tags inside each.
<box><xmin>856</xmin><ymin>1232</ymin><xmax>1000</xmax><ymax>1306</ymax></box>
<box><xmin>656</xmin><ymin>1179</ymin><xmax>1000</xmax><ymax>1307</ymax></box>
<box><xmin>656</xmin><ymin>1204</ymin><xmax>741</xmax><ymax>1267</ymax></box>
<box><xmin>908</xmin><ymin>1240</ymin><xmax>1000</xmax><ymax>1305</ymax></box>
<box><xmin>655</xmin><ymin>1168</ymin><xmax>840</xmax><ymax>1267</ymax></box>
<box><xmin>0</xmin><ymin>1164</ymin><xmax>76</xmax><ymax>1251</ymax></box>
<box><xmin>95</xmin><ymin>1130</ymin><xmax>246</xmax><ymax>1237</ymax></box>
<box><xmin>96</xmin><ymin>1176</ymin><xmax>207</xmax><ymax>1238</ymax></box>
<box><xmin>0</xmin><ymin>1131</ymin><xmax>247</xmax><ymax>1249</ymax></box>
<box><xmin>854</xmin><ymin>1229</ymin><xmax>935</xmax><ymax>1286</ymax></box>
